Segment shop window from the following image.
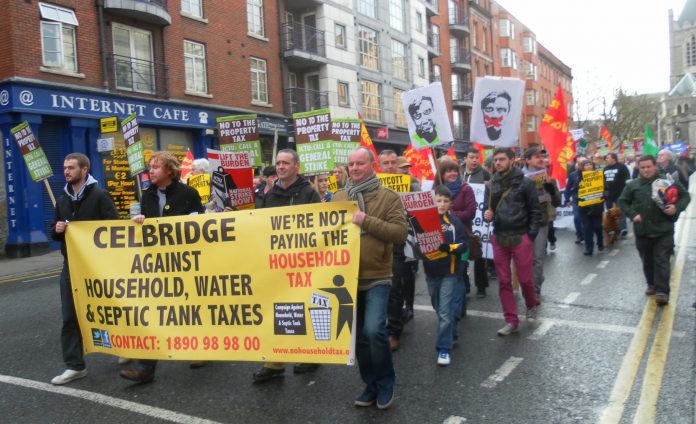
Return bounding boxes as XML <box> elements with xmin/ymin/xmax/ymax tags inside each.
<box><xmin>361</xmin><ymin>80</ymin><xmax>382</xmax><ymax>122</ymax></box>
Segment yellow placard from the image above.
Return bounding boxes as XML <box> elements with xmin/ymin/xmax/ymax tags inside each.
<box><xmin>377</xmin><ymin>173</ymin><xmax>411</xmax><ymax>192</ymax></box>
<box><xmin>327</xmin><ymin>175</ymin><xmax>338</xmax><ymax>193</ymax></box>
<box><xmin>100</xmin><ymin>117</ymin><xmax>118</xmax><ymax>133</ymax></box>
<box><xmin>66</xmin><ymin>202</ymin><xmax>360</xmax><ymax>364</ymax></box>
<box><xmin>578</xmin><ymin>170</ymin><xmax>604</xmax><ymax>207</ymax></box>
<box><xmin>187</xmin><ymin>174</ymin><xmax>211</xmax><ymax>203</ymax></box>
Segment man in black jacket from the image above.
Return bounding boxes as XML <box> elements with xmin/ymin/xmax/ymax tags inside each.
<box><xmin>483</xmin><ymin>148</ymin><xmax>541</xmax><ymax>336</ymax></box>
<box><xmin>120</xmin><ymin>151</ymin><xmax>204</xmax><ymax>383</ymax></box>
<box><xmin>253</xmin><ymin>149</ymin><xmax>322</xmax><ymax>382</ymax></box>
<box><xmin>51</xmin><ymin>153</ymin><xmax>119</xmax><ymax>385</ymax></box>
<box><xmin>603</xmin><ymin>153</ymin><xmax>630</xmax><ymax>236</ymax></box>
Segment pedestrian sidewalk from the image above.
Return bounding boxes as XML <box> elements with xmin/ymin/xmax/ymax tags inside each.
<box><xmin>0</xmin><ymin>250</ymin><xmax>63</xmax><ymax>281</ymax></box>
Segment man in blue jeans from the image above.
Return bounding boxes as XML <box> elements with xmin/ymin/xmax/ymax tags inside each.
<box><xmin>333</xmin><ymin>148</ymin><xmax>408</xmax><ymax>410</ymax></box>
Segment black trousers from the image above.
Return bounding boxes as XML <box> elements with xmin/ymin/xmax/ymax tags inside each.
<box><xmin>60</xmin><ymin>262</ymin><xmax>85</xmax><ymax>371</ymax></box>
<box><xmin>387</xmin><ymin>255</ymin><xmax>412</xmax><ymax>337</ymax></box>
<box><xmin>635</xmin><ymin>234</ymin><xmax>674</xmax><ymax>295</ymax></box>
<box><xmin>472</xmin><ymin>257</ymin><xmax>489</xmax><ymax>290</ymax></box>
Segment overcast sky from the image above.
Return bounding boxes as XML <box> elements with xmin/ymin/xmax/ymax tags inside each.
<box><xmin>495</xmin><ymin>0</ymin><xmax>688</xmax><ymax>119</ymax></box>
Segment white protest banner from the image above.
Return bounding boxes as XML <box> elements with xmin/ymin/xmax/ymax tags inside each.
<box><xmin>401</xmin><ymin>82</ymin><xmax>453</xmax><ymax>150</ymax></box>
<box><xmin>470</xmin><ymin>77</ymin><xmax>525</xmax><ymax>148</ymax></box>
<box><xmin>470</xmin><ymin>183</ymin><xmax>494</xmax><ymax>259</ymax></box>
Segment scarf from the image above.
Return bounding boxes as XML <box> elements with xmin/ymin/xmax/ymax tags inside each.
<box><xmin>64</xmin><ymin>174</ymin><xmax>98</xmax><ymax>202</ymax></box>
<box><xmin>444</xmin><ymin>177</ymin><xmax>463</xmax><ymax>199</ymax></box>
<box><xmin>344</xmin><ymin>174</ymin><xmax>380</xmax><ymax>234</ymax></box>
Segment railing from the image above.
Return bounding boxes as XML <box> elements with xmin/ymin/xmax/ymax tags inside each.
<box><xmin>430</xmin><ymin>74</ymin><xmax>442</xmax><ymax>83</ymax></box>
<box><xmin>451</xmin><ymin>50</ymin><xmax>472</xmax><ymax>66</ymax></box>
<box><xmin>281</xmin><ymin>22</ymin><xmax>326</xmax><ymax>57</ymax></box>
<box><xmin>453</xmin><ymin>125</ymin><xmax>471</xmax><ymax>140</ymax></box>
<box><xmin>427</xmin><ymin>31</ymin><xmax>440</xmax><ymax>53</ymax></box>
<box><xmin>424</xmin><ymin>0</ymin><xmax>439</xmax><ymax>13</ymax></box>
<box><xmin>452</xmin><ymin>90</ymin><xmax>473</xmax><ymax>104</ymax></box>
<box><xmin>448</xmin><ymin>7</ymin><xmax>470</xmax><ymax>28</ymax></box>
<box><xmin>135</xmin><ymin>0</ymin><xmax>168</xmax><ymax>9</ymax></box>
<box><xmin>285</xmin><ymin>87</ymin><xmax>329</xmax><ymax>115</ymax></box>
<box><xmin>107</xmin><ymin>54</ymin><xmax>169</xmax><ymax>98</ymax></box>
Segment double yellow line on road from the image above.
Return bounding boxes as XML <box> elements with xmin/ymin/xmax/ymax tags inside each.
<box><xmin>599</xmin><ymin>197</ymin><xmax>694</xmax><ymax>424</ymax></box>
<box><xmin>0</xmin><ymin>268</ymin><xmax>62</xmax><ymax>285</ymax></box>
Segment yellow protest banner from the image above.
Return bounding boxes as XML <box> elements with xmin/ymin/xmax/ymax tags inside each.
<box><xmin>578</xmin><ymin>170</ymin><xmax>604</xmax><ymax>207</ymax></box>
<box><xmin>66</xmin><ymin>202</ymin><xmax>360</xmax><ymax>364</ymax></box>
<box><xmin>377</xmin><ymin>173</ymin><xmax>411</xmax><ymax>192</ymax></box>
<box><xmin>187</xmin><ymin>173</ymin><xmax>211</xmax><ymax>203</ymax></box>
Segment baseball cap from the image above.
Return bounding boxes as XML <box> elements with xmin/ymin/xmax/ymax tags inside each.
<box><xmin>524</xmin><ymin>146</ymin><xmax>546</xmax><ymax>160</ymax></box>
<box><xmin>396</xmin><ymin>156</ymin><xmax>411</xmax><ymax>168</ymax></box>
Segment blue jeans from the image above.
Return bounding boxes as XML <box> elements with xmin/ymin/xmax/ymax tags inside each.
<box><xmin>356</xmin><ymin>284</ymin><xmax>395</xmax><ymax>395</ymax></box>
<box><xmin>426</xmin><ymin>275</ymin><xmax>458</xmax><ymax>353</ymax></box>
<box><xmin>572</xmin><ymin>203</ymin><xmax>584</xmax><ymax>239</ymax></box>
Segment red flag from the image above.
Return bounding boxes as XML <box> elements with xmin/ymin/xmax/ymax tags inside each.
<box><xmin>179</xmin><ymin>149</ymin><xmax>194</xmax><ymax>182</ymax></box>
<box><xmin>404</xmin><ymin>146</ymin><xmax>437</xmax><ymax>182</ymax></box>
<box><xmin>446</xmin><ymin>145</ymin><xmax>457</xmax><ymax>162</ymax></box>
<box><xmin>538</xmin><ymin>86</ymin><xmax>575</xmax><ymax>189</ymax></box>
<box><xmin>472</xmin><ymin>143</ymin><xmax>486</xmax><ymax>162</ymax></box>
<box><xmin>600</xmin><ymin>127</ymin><xmax>613</xmax><ymax>152</ymax></box>
<box><xmin>357</xmin><ymin>113</ymin><xmax>380</xmax><ymax>172</ymax></box>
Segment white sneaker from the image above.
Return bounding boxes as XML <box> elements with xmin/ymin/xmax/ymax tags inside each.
<box><xmin>51</xmin><ymin>369</ymin><xmax>87</xmax><ymax>385</ymax></box>
<box><xmin>526</xmin><ymin>306</ymin><xmax>538</xmax><ymax>323</ymax></box>
<box><xmin>437</xmin><ymin>351</ymin><xmax>451</xmax><ymax>366</ymax></box>
<box><xmin>497</xmin><ymin>323</ymin><xmax>519</xmax><ymax>336</ymax></box>
<box><xmin>118</xmin><ymin>357</ymin><xmax>131</xmax><ymax>365</ymax></box>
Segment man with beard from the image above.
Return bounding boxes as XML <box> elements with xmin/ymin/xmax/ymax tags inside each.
<box><xmin>408</xmin><ymin>96</ymin><xmax>439</xmax><ymax>146</ymax></box>
<box><xmin>481</xmin><ymin>91</ymin><xmax>511</xmax><ymax>141</ymax></box>
<box><xmin>50</xmin><ymin>153</ymin><xmax>119</xmax><ymax>385</ymax></box>
<box><xmin>483</xmin><ymin>148</ymin><xmax>541</xmax><ymax>336</ymax></box>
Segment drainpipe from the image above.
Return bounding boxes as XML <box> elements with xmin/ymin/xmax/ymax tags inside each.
<box><xmin>96</xmin><ymin>0</ymin><xmax>110</xmax><ymax>91</ymax></box>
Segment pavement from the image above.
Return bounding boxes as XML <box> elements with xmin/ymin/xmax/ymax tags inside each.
<box><xmin>0</xmin><ymin>250</ymin><xmax>63</xmax><ymax>281</ymax></box>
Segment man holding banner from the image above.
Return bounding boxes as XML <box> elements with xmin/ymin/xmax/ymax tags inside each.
<box><xmin>253</xmin><ymin>149</ymin><xmax>322</xmax><ymax>382</ymax></box>
<box><xmin>51</xmin><ymin>153</ymin><xmax>119</xmax><ymax>385</ymax></box>
<box><xmin>120</xmin><ymin>152</ymin><xmax>204</xmax><ymax>383</ymax></box>
<box><xmin>334</xmin><ymin>147</ymin><xmax>408</xmax><ymax>409</ymax></box>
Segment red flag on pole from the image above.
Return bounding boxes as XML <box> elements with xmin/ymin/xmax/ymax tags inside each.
<box><xmin>600</xmin><ymin>127</ymin><xmax>613</xmax><ymax>152</ymax></box>
<box><xmin>472</xmin><ymin>142</ymin><xmax>486</xmax><ymax>162</ymax></box>
<box><xmin>179</xmin><ymin>149</ymin><xmax>194</xmax><ymax>182</ymax></box>
<box><xmin>403</xmin><ymin>146</ymin><xmax>437</xmax><ymax>182</ymax></box>
<box><xmin>538</xmin><ymin>86</ymin><xmax>575</xmax><ymax>189</ymax></box>
<box><xmin>446</xmin><ymin>144</ymin><xmax>457</xmax><ymax>162</ymax></box>
<box><xmin>357</xmin><ymin>113</ymin><xmax>380</xmax><ymax>172</ymax></box>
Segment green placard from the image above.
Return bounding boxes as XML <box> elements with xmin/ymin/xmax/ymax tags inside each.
<box><xmin>298</xmin><ymin>140</ymin><xmax>334</xmax><ymax>174</ymax></box>
<box><xmin>11</xmin><ymin>121</ymin><xmax>53</xmax><ymax>182</ymax></box>
<box><xmin>220</xmin><ymin>140</ymin><xmax>263</xmax><ymax>167</ymax></box>
<box><xmin>121</xmin><ymin>113</ymin><xmax>145</xmax><ymax>175</ymax></box>
<box><xmin>332</xmin><ymin>141</ymin><xmax>360</xmax><ymax>165</ymax></box>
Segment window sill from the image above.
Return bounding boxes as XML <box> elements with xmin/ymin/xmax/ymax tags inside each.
<box><xmin>40</xmin><ymin>67</ymin><xmax>85</xmax><ymax>79</ymax></box>
<box><xmin>247</xmin><ymin>32</ymin><xmax>269</xmax><ymax>42</ymax></box>
<box><xmin>251</xmin><ymin>100</ymin><xmax>273</xmax><ymax>108</ymax></box>
<box><xmin>185</xmin><ymin>90</ymin><xmax>213</xmax><ymax>98</ymax></box>
<box><xmin>181</xmin><ymin>11</ymin><xmax>208</xmax><ymax>24</ymax></box>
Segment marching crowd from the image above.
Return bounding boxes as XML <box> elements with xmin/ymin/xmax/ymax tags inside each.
<box><xmin>48</xmin><ymin>143</ymin><xmax>692</xmax><ymax>410</ymax></box>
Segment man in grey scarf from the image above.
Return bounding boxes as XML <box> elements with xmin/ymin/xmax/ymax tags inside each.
<box><xmin>333</xmin><ymin>148</ymin><xmax>407</xmax><ymax>410</ymax></box>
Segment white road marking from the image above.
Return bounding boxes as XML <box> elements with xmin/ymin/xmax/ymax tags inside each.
<box><xmin>559</xmin><ymin>292</ymin><xmax>581</xmax><ymax>308</ymax></box>
<box><xmin>597</xmin><ymin>260</ymin><xmax>610</xmax><ymax>269</ymax></box>
<box><xmin>23</xmin><ymin>275</ymin><xmax>58</xmax><ymax>283</ymax></box>
<box><xmin>580</xmin><ymin>273</ymin><xmax>598</xmax><ymax>286</ymax></box>
<box><xmin>0</xmin><ymin>375</ymin><xmax>223</xmax><ymax>424</ymax></box>
<box><xmin>443</xmin><ymin>416</ymin><xmax>467</xmax><ymax>424</ymax></box>
<box><xmin>413</xmin><ymin>305</ymin><xmax>637</xmax><ymax>335</ymax></box>
<box><xmin>480</xmin><ymin>357</ymin><xmax>524</xmax><ymax>389</ymax></box>
<box><xmin>609</xmin><ymin>249</ymin><xmax>620</xmax><ymax>257</ymax></box>
<box><xmin>528</xmin><ymin>321</ymin><xmax>554</xmax><ymax>340</ymax></box>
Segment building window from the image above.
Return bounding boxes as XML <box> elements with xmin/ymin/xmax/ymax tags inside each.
<box><xmin>482</xmin><ymin>26</ymin><xmax>487</xmax><ymax>52</ymax></box>
<box><xmin>338</xmin><ymin>81</ymin><xmax>350</xmax><ymax>106</ymax></box>
<box><xmin>526</xmin><ymin>90</ymin><xmax>536</xmax><ymax>106</ymax></box>
<box><xmin>499</xmin><ymin>19</ymin><xmax>511</xmax><ymax>37</ymax></box>
<box><xmin>415</xmin><ymin>11</ymin><xmax>423</xmax><ymax>33</ymax></box>
<box><xmin>184</xmin><ymin>40</ymin><xmax>207</xmax><ymax>93</ymax></box>
<box><xmin>687</xmin><ymin>35</ymin><xmax>696</xmax><ymax>67</ymax></box>
<box><xmin>112</xmin><ymin>24</ymin><xmax>155</xmax><ymax>93</ymax></box>
<box><xmin>360</xmin><ymin>80</ymin><xmax>381</xmax><ymax>122</ymax></box>
<box><xmin>335</xmin><ymin>23</ymin><xmax>347</xmax><ymax>49</ymax></box>
<box><xmin>39</xmin><ymin>2</ymin><xmax>78</xmax><ymax>72</ymax></box>
<box><xmin>394</xmin><ymin>88</ymin><xmax>407</xmax><ymax>127</ymax></box>
<box><xmin>357</xmin><ymin>0</ymin><xmax>376</xmax><ymax>18</ymax></box>
<box><xmin>512</xmin><ymin>51</ymin><xmax>518</xmax><ymax>69</ymax></box>
<box><xmin>431</xmin><ymin>64</ymin><xmax>441</xmax><ymax>81</ymax></box>
<box><xmin>500</xmin><ymin>48</ymin><xmax>512</xmax><ymax>68</ymax></box>
<box><xmin>392</xmin><ymin>40</ymin><xmax>407</xmax><ymax>80</ymax></box>
<box><xmin>181</xmin><ymin>0</ymin><xmax>203</xmax><ymax>18</ymax></box>
<box><xmin>250</xmin><ymin>57</ymin><xmax>268</xmax><ymax>104</ymax></box>
<box><xmin>527</xmin><ymin>116</ymin><xmax>537</xmax><ymax>132</ymax></box>
<box><xmin>247</xmin><ymin>0</ymin><xmax>264</xmax><ymax>37</ymax></box>
<box><xmin>523</xmin><ymin>36</ymin><xmax>536</xmax><ymax>54</ymax></box>
<box><xmin>418</xmin><ymin>57</ymin><xmax>426</xmax><ymax>78</ymax></box>
<box><xmin>389</xmin><ymin>0</ymin><xmax>405</xmax><ymax>32</ymax></box>
<box><xmin>358</xmin><ymin>25</ymin><xmax>379</xmax><ymax>70</ymax></box>
<box><xmin>526</xmin><ymin>62</ymin><xmax>537</xmax><ymax>80</ymax></box>
<box><xmin>451</xmin><ymin>74</ymin><xmax>461</xmax><ymax>99</ymax></box>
